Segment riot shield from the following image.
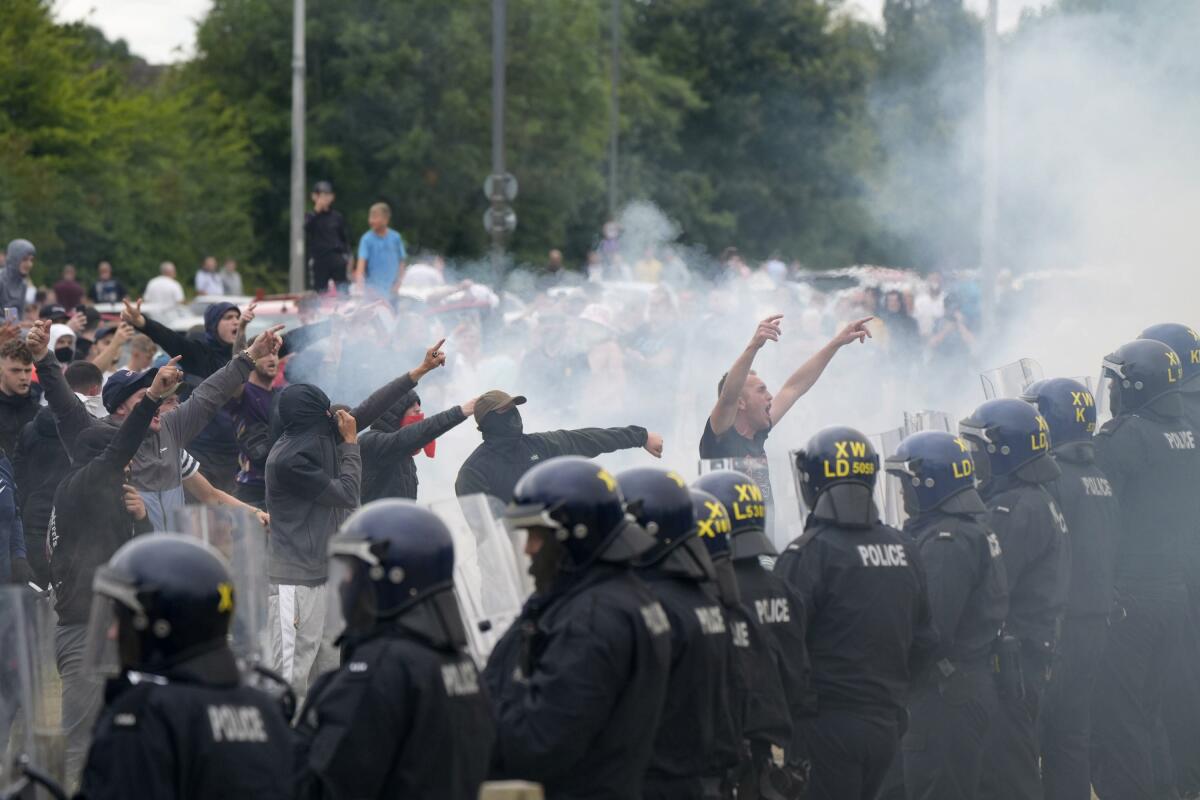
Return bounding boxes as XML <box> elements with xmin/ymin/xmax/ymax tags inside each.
<box><xmin>169</xmin><ymin>506</ymin><xmax>270</xmax><ymax>667</ymax></box>
<box><xmin>980</xmin><ymin>358</ymin><xmax>1044</xmax><ymax>400</ymax></box>
<box><xmin>869</xmin><ymin>428</ymin><xmax>907</xmax><ymax>528</ymax></box>
<box><xmin>902</xmin><ymin>410</ymin><xmax>954</xmax><ymax>435</ymax></box>
<box><xmin>1</xmin><ymin>586</ymin><xmax>62</xmax><ymax>799</ymax></box>
<box><xmin>429</xmin><ymin>494</ymin><xmax>529</xmax><ymax>668</ymax></box>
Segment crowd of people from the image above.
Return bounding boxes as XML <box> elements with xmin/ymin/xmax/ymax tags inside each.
<box><xmin>0</xmin><ymin>201</ymin><xmax>1195</xmax><ymax>800</ymax></box>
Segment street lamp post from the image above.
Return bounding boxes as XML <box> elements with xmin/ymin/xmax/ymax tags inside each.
<box><xmin>608</xmin><ymin>0</ymin><xmax>620</xmax><ymax>221</ymax></box>
<box><xmin>981</xmin><ymin>0</ymin><xmax>999</xmax><ymax>336</ymax></box>
<box><xmin>288</xmin><ymin>0</ymin><xmax>306</xmax><ymax>293</ymax></box>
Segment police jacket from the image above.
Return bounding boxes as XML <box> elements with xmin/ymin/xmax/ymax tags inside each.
<box><xmin>37</xmin><ymin>350</ymin><xmax>252</xmax><ymax>530</ymax></box>
<box><xmin>265</xmin><ymin>387</ymin><xmax>361</xmax><ymax>585</ymax></box>
<box><xmin>360</xmin><ymin>405</ymin><xmax>467</xmax><ymax>502</ymax></box>
<box><xmin>638</xmin><ymin>569</ymin><xmax>740</xmax><ymax>786</ymax></box>
<box><xmin>0</xmin><ymin>382</ymin><xmax>42</xmax><ymax>460</ymax></box>
<box><xmin>981</xmin><ymin>475</ymin><xmax>1070</xmax><ymax>650</ymax></box>
<box><xmin>48</xmin><ymin>395</ymin><xmax>157</xmax><ymax>625</ymax></box>
<box><xmin>483</xmin><ymin>563</ymin><xmax>672</xmax><ymax>800</ymax></box>
<box><xmin>15</xmin><ymin>407</ymin><xmax>70</xmax><ymax>536</ymax></box>
<box><xmin>902</xmin><ymin>510</ymin><xmax>1008</xmax><ymax>669</ymax></box>
<box><xmin>1045</xmin><ymin>443</ymin><xmax>1121</xmax><ymax>617</ymax></box>
<box><xmin>1098</xmin><ymin>394</ymin><xmax>1200</xmax><ymax>589</ymax></box>
<box><xmin>733</xmin><ymin>556</ymin><xmax>812</xmax><ymax>728</ymax></box>
<box><xmin>455</xmin><ymin>426</ymin><xmax>649</xmax><ymax>503</ymax></box>
<box><xmin>77</xmin><ymin>646</ymin><xmax>293</xmax><ymax>800</ymax></box>
<box><xmin>775</xmin><ymin>516</ymin><xmax>938</xmax><ymax>717</ymax></box>
<box><xmin>294</xmin><ymin>624</ymin><xmax>494</xmax><ymax>800</ymax></box>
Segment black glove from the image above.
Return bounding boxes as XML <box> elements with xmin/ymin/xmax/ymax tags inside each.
<box><xmin>10</xmin><ymin>557</ymin><xmax>31</xmax><ymax>586</ymax></box>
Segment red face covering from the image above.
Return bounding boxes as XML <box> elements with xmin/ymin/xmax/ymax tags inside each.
<box><xmin>402</xmin><ymin>413</ymin><xmax>436</xmax><ymax>457</ymax></box>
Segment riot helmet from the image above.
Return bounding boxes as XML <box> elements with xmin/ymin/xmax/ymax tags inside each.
<box><xmin>959</xmin><ymin>398</ymin><xmax>1059</xmax><ymax>490</ymax></box>
<box><xmin>84</xmin><ymin>534</ymin><xmax>234</xmax><ymax>677</ymax></box>
<box><xmin>885</xmin><ymin>431</ymin><xmax>987</xmax><ymax>517</ymax></box>
<box><xmin>690</xmin><ymin>488</ymin><xmax>740</xmax><ymax>604</ymax></box>
<box><xmin>619</xmin><ymin>467</ymin><xmax>716</xmax><ymax>581</ymax></box>
<box><xmin>1021</xmin><ymin>378</ymin><xmax>1097</xmax><ymax>449</ymax></box>
<box><xmin>1139</xmin><ymin>323</ymin><xmax>1200</xmax><ymax>389</ymax></box>
<box><xmin>793</xmin><ymin>425</ymin><xmax>880</xmax><ymax>527</ymax></box>
<box><xmin>693</xmin><ymin>469</ymin><xmax>776</xmax><ymax>558</ymax></box>
<box><xmin>1100</xmin><ymin>338</ymin><xmax>1184</xmax><ymax>416</ymax></box>
<box><xmin>504</xmin><ymin>456</ymin><xmax>654</xmax><ymax>576</ymax></box>
<box><xmin>329</xmin><ymin>499</ymin><xmax>468</xmax><ymax>648</ymax></box>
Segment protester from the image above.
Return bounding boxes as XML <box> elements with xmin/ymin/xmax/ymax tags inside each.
<box><xmin>354</xmin><ymin>201</ymin><xmax>406</xmax><ymax>296</ymax></box>
<box><xmin>195</xmin><ymin>255</ymin><xmax>224</xmax><ymax>296</ymax></box>
<box><xmin>232</xmin><ymin>347</ymin><xmax>278</xmax><ymax>507</ymax></box>
<box><xmin>0</xmin><ymin>449</ymin><xmax>24</xmax><ymax>586</ymax></box>
<box><xmin>49</xmin><ymin>323</ymin><xmax>77</xmax><ymax>365</ymax></box>
<box><xmin>53</xmin><ymin>264</ymin><xmax>84</xmax><ymax>310</ymax></box>
<box><xmin>264</xmin><ymin>339</ymin><xmax>450</xmax><ymax>699</ymax></box>
<box><xmin>72</xmin><ymin>305</ymin><xmax>101</xmax><ymax>361</ymax></box>
<box><xmin>143</xmin><ymin>261</ymin><xmax>186</xmax><ymax>307</ymax></box>
<box><xmin>220</xmin><ymin>258</ymin><xmax>244</xmax><ymax>295</ymax></box>
<box><xmin>359</xmin><ymin>390</ymin><xmax>475</xmax><ymax>502</ymax></box>
<box><xmin>88</xmin><ymin>322</ymin><xmax>134</xmax><ymax>376</ymax></box>
<box><xmin>123</xmin><ymin>333</ymin><xmax>158</xmax><ymax>372</ymax></box>
<box><xmin>454</xmin><ymin>389</ymin><xmax>665</xmax><ymax>501</ymax></box>
<box><xmin>1</xmin><ymin>240</ymin><xmax>35</xmax><ymax>318</ymax></box>
<box><xmin>47</xmin><ymin>355</ymin><xmax>181</xmax><ymax>788</ymax></box>
<box><xmin>88</xmin><ymin>260</ymin><xmax>126</xmax><ymax>304</ymax></box>
<box><xmin>0</xmin><ymin>338</ymin><xmax>42</xmax><ymax>457</ymax></box>
<box><xmin>305</xmin><ymin>179</ymin><xmax>351</xmax><ymax>292</ymax></box>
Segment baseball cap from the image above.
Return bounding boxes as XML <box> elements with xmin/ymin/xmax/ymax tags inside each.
<box><xmin>312</xmin><ymin>180</ymin><xmax>334</xmax><ymax>194</ymax></box>
<box><xmin>39</xmin><ymin>304</ymin><xmax>68</xmax><ymax>322</ymax></box>
<box><xmin>102</xmin><ymin>367</ymin><xmax>158</xmax><ymax>413</ymax></box>
<box><xmin>473</xmin><ymin>390</ymin><xmax>526</xmax><ymax>425</ymax></box>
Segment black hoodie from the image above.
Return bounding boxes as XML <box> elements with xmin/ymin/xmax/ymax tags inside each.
<box><xmin>14</xmin><ymin>406</ymin><xmax>70</xmax><ymax>538</ymax></box>
<box><xmin>265</xmin><ymin>384</ymin><xmax>361</xmax><ymax>585</ymax></box>
<box><xmin>0</xmin><ymin>382</ymin><xmax>43</xmax><ymax>458</ymax></box>
<box><xmin>359</xmin><ymin>392</ymin><xmax>467</xmax><ymax>502</ymax></box>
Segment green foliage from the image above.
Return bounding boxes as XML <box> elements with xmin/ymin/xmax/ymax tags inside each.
<box><xmin>0</xmin><ymin>0</ymin><xmax>260</xmax><ymax>293</ymax></box>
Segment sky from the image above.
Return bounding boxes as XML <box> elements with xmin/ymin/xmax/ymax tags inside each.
<box><xmin>56</xmin><ymin>0</ymin><xmax>1053</xmax><ymax>65</ymax></box>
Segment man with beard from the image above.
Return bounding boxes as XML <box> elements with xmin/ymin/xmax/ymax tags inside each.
<box><xmin>483</xmin><ymin>456</ymin><xmax>672</xmax><ymax>799</ymax></box>
<box><xmin>454</xmin><ymin>390</ymin><xmax>664</xmax><ymax>502</ymax></box>
<box><xmin>232</xmin><ymin>346</ymin><xmax>280</xmax><ymax>508</ymax></box>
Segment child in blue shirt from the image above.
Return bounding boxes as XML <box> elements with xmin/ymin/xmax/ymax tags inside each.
<box><xmin>355</xmin><ymin>202</ymin><xmax>407</xmax><ymax>296</ymax></box>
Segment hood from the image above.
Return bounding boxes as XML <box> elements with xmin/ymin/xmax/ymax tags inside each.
<box><xmin>278</xmin><ymin>383</ymin><xmax>332</xmax><ymax>434</ymax></box>
<box><xmin>34</xmin><ymin>406</ymin><xmax>60</xmax><ymax>436</ymax></box>
<box><xmin>372</xmin><ymin>390</ymin><xmax>419</xmax><ymax>434</ymax></box>
<box><xmin>3</xmin><ymin>240</ymin><xmax>34</xmax><ymax>287</ymax></box>
<box><xmin>72</xmin><ymin>425</ymin><xmax>120</xmax><ymax>468</ymax></box>
<box><xmin>49</xmin><ymin>323</ymin><xmax>76</xmax><ymax>349</ymax></box>
<box><xmin>203</xmin><ymin>302</ymin><xmax>239</xmax><ymax>345</ymax></box>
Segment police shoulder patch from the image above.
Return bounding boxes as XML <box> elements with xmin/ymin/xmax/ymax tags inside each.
<box><xmin>1096</xmin><ymin>416</ymin><xmax>1129</xmax><ymax>437</ymax></box>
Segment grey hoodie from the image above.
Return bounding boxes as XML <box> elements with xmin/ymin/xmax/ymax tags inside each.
<box><xmin>36</xmin><ymin>350</ymin><xmax>253</xmax><ymax>530</ymax></box>
<box><xmin>1</xmin><ymin>240</ymin><xmax>34</xmax><ymax>315</ymax></box>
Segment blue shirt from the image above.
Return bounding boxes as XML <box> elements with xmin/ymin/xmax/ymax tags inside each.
<box><xmin>357</xmin><ymin>228</ymin><xmax>406</xmax><ymax>293</ymax></box>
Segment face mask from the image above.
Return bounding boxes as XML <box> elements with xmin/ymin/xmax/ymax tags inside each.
<box><xmin>481</xmin><ymin>408</ymin><xmax>523</xmax><ymax>438</ymax></box>
<box><xmin>55</xmin><ymin>347</ymin><xmax>74</xmax><ymax>363</ymax></box>
<box><xmin>401</xmin><ymin>413</ymin><xmax>437</xmax><ymax>457</ymax></box>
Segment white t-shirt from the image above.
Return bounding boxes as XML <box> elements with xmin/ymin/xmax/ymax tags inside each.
<box><xmin>143</xmin><ymin>276</ymin><xmax>186</xmax><ymax>307</ymax></box>
<box><xmin>912</xmin><ymin>291</ymin><xmax>945</xmax><ymax>339</ymax></box>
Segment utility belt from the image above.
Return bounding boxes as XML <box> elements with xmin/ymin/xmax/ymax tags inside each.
<box><xmin>991</xmin><ymin>634</ymin><xmax>1055</xmax><ymax>701</ymax></box>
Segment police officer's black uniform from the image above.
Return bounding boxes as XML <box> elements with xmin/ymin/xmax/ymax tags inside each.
<box><xmin>620</xmin><ymin>468</ymin><xmax>740</xmax><ymax>800</ymax></box>
<box><xmin>1090</xmin><ymin>339</ymin><xmax>1200</xmax><ymax>799</ymax></box>
<box><xmin>293</xmin><ymin>500</ymin><xmax>494</xmax><ymax>800</ymax></box>
<box><xmin>694</xmin><ymin>470</ymin><xmax>812</xmax><ymax>762</ymax></box>
<box><xmin>691</xmin><ymin>487</ymin><xmax>795</xmax><ymax>799</ymax></box>
<box><xmin>775</xmin><ymin>426</ymin><xmax>939</xmax><ymax>800</ymax></box>
<box><xmin>885</xmin><ymin>432</ymin><xmax>1009</xmax><ymax>800</ymax></box>
<box><xmin>1140</xmin><ymin>323</ymin><xmax>1200</xmax><ymax>798</ymax></box>
<box><xmin>1023</xmin><ymin>378</ymin><xmax>1121</xmax><ymax>800</ymax></box>
<box><xmin>483</xmin><ymin>456</ymin><xmax>672</xmax><ymax>800</ymax></box>
<box><xmin>961</xmin><ymin>399</ymin><xmax>1070</xmax><ymax>800</ymax></box>
<box><xmin>77</xmin><ymin>535</ymin><xmax>294</xmax><ymax>800</ymax></box>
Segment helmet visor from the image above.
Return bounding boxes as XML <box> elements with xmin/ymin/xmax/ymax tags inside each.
<box><xmin>1096</xmin><ymin>360</ymin><xmax>1122</xmax><ymax>423</ymax></box>
<box><xmin>325</xmin><ymin>554</ymin><xmax>376</xmax><ymax>642</ymax></box>
<box><xmin>82</xmin><ymin>589</ymin><xmax>125</xmax><ymax>682</ymax></box>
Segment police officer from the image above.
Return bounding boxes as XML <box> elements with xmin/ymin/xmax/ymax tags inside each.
<box><xmin>691</xmin><ymin>488</ymin><xmax>795</xmax><ymax>800</ymax></box>
<box><xmin>1020</xmin><ymin>378</ymin><xmax>1120</xmax><ymax>800</ymax></box>
<box><xmin>77</xmin><ymin>534</ymin><xmax>293</xmax><ymax>799</ymax></box>
<box><xmin>775</xmin><ymin>426</ymin><xmax>938</xmax><ymax>800</ymax></box>
<box><xmin>959</xmin><ymin>398</ymin><xmax>1069</xmax><ymax>800</ymax></box>
<box><xmin>694</xmin><ymin>470</ymin><xmax>811</xmax><ymax>768</ymax></box>
<box><xmin>483</xmin><ymin>456</ymin><xmax>671</xmax><ymax>800</ymax></box>
<box><xmin>618</xmin><ymin>468</ymin><xmax>739</xmax><ymax>799</ymax></box>
<box><xmin>1089</xmin><ymin>338</ymin><xmax>1199</xmax><ymax>799</ymax></box>
<box><xmin>1138</xmin><ymin>324</ymin><xmax>1200</xmax><ymax>798</ymax></box>
<box><xmin>293</xmin><ymin>500</ymin><xmax>494</xmax><ymax>799</ymax></box>
<box><xmin>884</xmin><ymin>431</ymin><xmax>1009</xmax><ymax>800</ymax></box>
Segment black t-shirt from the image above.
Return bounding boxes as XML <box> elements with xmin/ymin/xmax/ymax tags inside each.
<box><xmin>304</xmin><ymin>209</ymin><xmax>349</xmax><ymax>263</ymax></box>
<box><xmin>699</xmin><ymin>418</ymin><xmax>769</xmax><ymax>460</ymax></box>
